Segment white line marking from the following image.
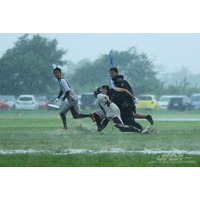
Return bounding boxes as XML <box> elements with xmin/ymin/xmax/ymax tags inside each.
<box><xmin>138</xmin><ymin>119</ymin><xmax>200</xmax><ymax>121</ymax></box>
<box><xmin>0</xmin><ymin>149</ymin><xmax>200</xmax><ymax>155</ymax></box>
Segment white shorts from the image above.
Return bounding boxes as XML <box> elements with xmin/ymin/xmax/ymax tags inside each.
<box><xmin>108</xmin><ymin>115</ymin><xmax>124</xmax><ymax>127</ymax></box>
<box><xmin>106</xmin><ymin>103</ymin><xmax>121</xmax><ymax>118</ymax></box>
<box><xmin>96</xmin><ymin>104</ymin><xmax>124</xmax><ymax>127</ymax></box>
<box><xmin>60</xmin><ymin>99</ymin><xmax>80</xmax><ymax>118</ymax></box>
<box><xmin>94</xmin><ymin>109</ymin><xmax>106</xmax><ymax>119</ymax></box>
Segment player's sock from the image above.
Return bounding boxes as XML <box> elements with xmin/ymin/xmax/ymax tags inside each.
<box><xmin>90</xmin><ymin>113</ymin><xmax>96</xmax><ymax>123</ymax></box>
<box><xmin>146</xmin><ymin>115</ymin><xmax>154</xmax><ymax>125</ymax></box>
<box><xmin>78</xmin><ymin>113</ymin><xmax>92</xmax><ymax>118</ymax></box>
<box><xmin>60</xmin><ymin>113</ymin><xmax>67</xmax><ymax>129</ymax></box>
<box><xmin>134</xmin><ymin>122</ymin><xmax>144</xmax><ymax>131</ymax></box>
<box><xmin>98</xmin><ymin>118</ymin><xmax>109</xmax><ymax>132</ymax></box>
<box><xmin>94</xmin><ymin>113</ymin><xmax>101</xmax><ymax>126</ymax></box>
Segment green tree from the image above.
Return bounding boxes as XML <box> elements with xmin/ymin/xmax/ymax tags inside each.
<box><xmin>69</xmin><ymin>47</ymin><xmax>163</xmax><ymax>95</ymax></box>
<box><xmin>0</xmin><ymin>34</ymin><xmax>66</xmax><ymax>96</ymax></box>
<box><xmin>163</xmin><ymin>77</ymin><xmax>200</xmax><ymax>97</ymax></box>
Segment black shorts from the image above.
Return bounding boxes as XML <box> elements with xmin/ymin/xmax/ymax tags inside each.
<box><xmin>118</xmin><ymin>102</ymin><xmax>136</xmax><ymax>126</ymax></box>
<box><xmin>129</xmin><ymin>99</ymin><xmax>136</xmax><ymax>113</ymax></box>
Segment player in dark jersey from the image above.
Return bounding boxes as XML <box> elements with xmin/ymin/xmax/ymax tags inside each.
<box><xmin>109</xmin><ymin>67</ymin><xmax>154</xmax><ymax>125</ymax></box>
<box><xmin>94</xmin><ymin>86</ymin><xmax>149</xmax><ymax>134</ymax></box>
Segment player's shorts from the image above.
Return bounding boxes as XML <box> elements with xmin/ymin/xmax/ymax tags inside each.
<box><xmin>94</xmin><ymin>109</ymin><xmax>106</xmax><ymax>119</ymax></box>
<box><xmin>106</xmin><ymin>103</ymin><xmax>124</xmax><ymax>127</ymax></box>
<box><xmin>60</xmin><ymin>99</ymin><xmax>80</xmax><ymax>118</ymax></box>
<box><xmin>118</xmin><ymin>101</ymin><xmax>136</xmax><ymax>126</ymax></box>
<box><xmin>106</xmin><ymin>103</ymin><xmax>121</xmax><ymax>118</ymax></box>
<box><xmin>108</xmin><ymin>115</ymin><xmax>124</xmax><ymax>127</ymax></box>
<box><xmin>132</xmin><ymin>105</ymin><xmax>136</xmax><ymax>114</ymax></box>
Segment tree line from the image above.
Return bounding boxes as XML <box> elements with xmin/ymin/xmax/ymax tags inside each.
<box><xmin>0</xmin><ymin>34</ymin><xmax>199</xmax><ymax>98</ymax></box>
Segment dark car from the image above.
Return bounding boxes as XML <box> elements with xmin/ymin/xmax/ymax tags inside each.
<box><xmin>168</xmin><ymin>96</ymin><xmax>194</xmax><ymax>111</ymax></box>
<box><xmin>0</xmin><ymin>95</ymin><xmax>16</xmax><ymax>110</ymax></box>
<box><xmin>191</xmin><ymin>94</ymin><xmax>200</xmax><ymax>109</ymax></box>
<box><xmin>0</xmin><ymin>96</ymin><xmax>9</xmax><ymax>110</ymax></box>
<box><xmin>80</xmin><ymin>93</ymin><xmax>98</xmax><ymax>110</ymax></box>
<box><xmin>35</xmin><ymin>96</ymin><xmax>49</xmax><ymax>110</ymax></box>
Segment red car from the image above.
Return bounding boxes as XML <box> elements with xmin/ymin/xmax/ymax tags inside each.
<box><xmin>35</xmin><ymin>96</ymin><xmax>49</xmax><ymax>110</ymax></box>
<box><xmin>0</xmin><ymin>96</ymin><xmax>9</xmax><ymax>110</ymax></box>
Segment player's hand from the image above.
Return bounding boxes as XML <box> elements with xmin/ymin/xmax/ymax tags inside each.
<box><xmin>105</xmin><ymin>100</ymin><xmax>110</xmax><ymax>107</ymax></box>
<box><xmin>133</xmin><ymin>97</ymin><xmax>139</xmax><ymax>104</ymax></box>
<box><xmin>54</xmin><ymin>98</ymin><xmax>59</xmax><ymax>104</ymax></box>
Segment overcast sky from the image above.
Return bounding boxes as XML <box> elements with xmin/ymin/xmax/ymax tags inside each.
<box><xmin>0</xmin><ymin>33</ymin><xmax>200</xmax><ymax>74</ymax></box>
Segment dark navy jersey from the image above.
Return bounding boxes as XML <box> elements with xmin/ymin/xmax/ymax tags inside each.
<box><xmin>107</xmin><ymin>89</ymin><xmax>135</xmax><ymax>125</ymax></box>
<box><xmin>112</xmin><ymin>75</ymin><xmax>136</xmax><ymax>111</ymax></box>
<box><xmin>107</xmin><ymin>89</ymin><xmax>128</xmax><ymax>106</ymax></box>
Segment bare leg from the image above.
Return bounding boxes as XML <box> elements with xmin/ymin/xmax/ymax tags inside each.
<box><xmin>133</xmin><ymin>112</ymin><xmax>154</xmax><ymax>125</ymax></box>
<box><xmin>133</xmin><ymin>113</ymin><xmax>147</xmax><ymax>118</ymax></box>
<box><xmin>60</xmin><ymin>112</ymin><xmax>67</xmax><ymax>129</ymax></box>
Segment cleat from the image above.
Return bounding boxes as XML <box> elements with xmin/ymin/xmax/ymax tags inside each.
<box><xmin>140</xmin><ymin>129</ymin><xmax>150</xmax><ymax>134</ymax></box>
<box><xmin>146</xmin><ymin>115</ymin><xmax>154</xmax><ymax>125</ymax></box>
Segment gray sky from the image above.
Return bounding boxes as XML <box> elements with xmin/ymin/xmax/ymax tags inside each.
<box><xmin>0</xmin><ymin>33</ymin><xmax>200</xmax><ymax>74</ymax></box>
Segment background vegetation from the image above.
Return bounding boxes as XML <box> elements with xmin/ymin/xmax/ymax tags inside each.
<box><xmin>0</xmin><ymin>34</ymin><xmax>199</xmax><ymax>98</ymax></box>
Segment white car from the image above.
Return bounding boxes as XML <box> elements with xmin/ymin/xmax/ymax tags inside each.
<box><xmin>158</xmin><ymin>95</ymin><xmax>173</xmax><ymax>109</ymax></box>
<box><xmin>15</xmin><ymin>95</ymin><xmax>38</xmax><ymax>110</ymax></box>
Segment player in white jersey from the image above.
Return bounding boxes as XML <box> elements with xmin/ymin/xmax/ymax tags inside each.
<box><xmin>94</xmin><ymin>87</ymin><xmax>143</xmax><ymax>133</ymax></box>
<box><xmin>53</xmin><ymin>67</ymin><xmax>93</xmax><ymax>130</ymax></box>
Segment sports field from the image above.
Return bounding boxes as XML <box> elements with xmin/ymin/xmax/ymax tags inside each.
<box><xmin>0</xmin><ymin>110</ymin><xmax>200</xmax><ymax>167</ymax></box>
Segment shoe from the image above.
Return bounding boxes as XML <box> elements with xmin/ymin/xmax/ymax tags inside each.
<box><xmin>90</xmin><ymin>113</ymin><xmax>96</xmax><ymax>123</ymax></box>
<box><xmin>140</xmin><ymin>129</ymin><xmax>150</xmax><ymax>134</ymax></box>
<box><xmin>146</xmin><ymin>115</ymin><xmax>154</xmax><ymax>125</ymax></box>
<box><xmin>92</xmin><ymin>122</ymin><xmax>98</xmax><ymax>131</ymax></box>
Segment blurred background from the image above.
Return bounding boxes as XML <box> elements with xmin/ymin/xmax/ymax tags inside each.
<box><xmin>0</xmin><ymin>33</ymin><xmax>200</xmax><ymax>115</ymax></box>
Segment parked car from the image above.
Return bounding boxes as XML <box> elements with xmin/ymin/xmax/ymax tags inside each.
<box><xmin>0</xmin><ymin>95</ymin><xmax>16</xmax><ymax>110</ymax></box>
<box><xmin>35</xmin><ymin>96</ymin><xmax>49</xmax><ymax>110</ymax></box>
<box><xmin>0</xmin><ymin>96</ymin><xmax>9</xmax><ymax>110</ymax></box>
<box><xmin>158</xmin><ymin>95</ymin><xmax>173</xmax><ymax>110</ymax></box>
<box><xmin>136</xmin><ymin>95</ymin><xmax>160</xmax><ymax>109</ymax></box>
<box><xmin>168</xmin><ymin>95</ymin><xmax>194</xmax><ymax>111</ymax></box>
<box><xmin>191</xmin><ymin>94</ymin><xmax>200</xmax><ymax>109</ymax></box>
<box><xmin>80</xmin><ymin>93</ymin><xmax>98</xmax><ymax>110</ymax></box>
<box><xmin>15</xmin><ymin>95</ymin><xmax>38</xmax><ymax>110</ymax></box>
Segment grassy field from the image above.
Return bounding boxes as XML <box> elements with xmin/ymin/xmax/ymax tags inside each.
<box><xmin>0</xmin><ymin>110</ymin><xmax>200</xmax><ymax>167</ymax></box>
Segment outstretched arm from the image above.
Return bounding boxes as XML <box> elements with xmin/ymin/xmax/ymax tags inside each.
<box><xmin>113</xmin><ymin>87</ymin><xmax>134</xmax><ymax>99</ymax></box>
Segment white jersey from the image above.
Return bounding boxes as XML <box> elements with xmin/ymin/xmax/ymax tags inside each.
<box><xmin>97</xmin><ymin>94</ymin><xmax>121</xmax><ymax>118</ymax></box>
<box><xmin>59</xmin><ymin>78</ymin><xmax>78</xmax><ymax>103</ymax></box>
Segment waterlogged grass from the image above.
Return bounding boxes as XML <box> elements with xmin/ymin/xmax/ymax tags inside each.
<box><xmin>0</xmin><ymin>110</ymin><xmax>200</xmax><ymax>166</ymax></box>
<box><xmin>0</xmin><ymin>153</ymin><xmax>199</xmax><ymax>167</ymax></box>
